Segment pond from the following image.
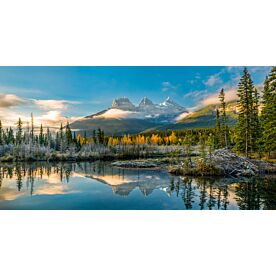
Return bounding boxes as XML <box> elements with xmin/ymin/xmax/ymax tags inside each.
<box><xmin>0</xmin><ymin>162</ymin><xmax>275</xmax><ymax>210</ymax></box>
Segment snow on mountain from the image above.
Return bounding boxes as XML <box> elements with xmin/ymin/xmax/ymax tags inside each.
<box><xmin>70</xmin><ymin>97</ymin><xmax>189</xmax><ymax>135</ymax></box>
<box><xmin>111</xmin><ymin>97</ymin><xmax>187</xmax><ymax>117</ymax></box>
<box><xmin>139</xmin><ymin>97</ymin><xmax>154</xmax><ymax>108</ymax></box>
<box><xmin>111</xmin><ymin>97</ymin><xmax>136</xmax><ymax>111</ymax></box>
<box><xmin>104</xmin><ymin>96</ymin><xmax>188</xmax><ymax>121</ymax></box>
<box><xmin>159</xmin><ymin>97</ymin><xmax>187</xmax><ymax>112</ymax></box>
<box><xmin>72</xmin><ymin>96</ymin><xmax>188</xmax><ymax>132</ymax></box>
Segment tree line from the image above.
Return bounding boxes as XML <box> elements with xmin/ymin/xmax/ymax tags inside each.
<box><xmin>0</xmin><ymin>67</ymin><xmax>275</xmax><ymax>160</ymax></box>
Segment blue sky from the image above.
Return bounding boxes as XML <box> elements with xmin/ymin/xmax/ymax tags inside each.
<box><xmin>0</xmin><ymin>66</ymin><xmax>272</xmax><ymax>127</ymax></box>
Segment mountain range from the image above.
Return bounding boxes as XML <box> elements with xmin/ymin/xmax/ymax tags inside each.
<box><xmin>70</xmin><ymin>97</ymin><xmax>238</xmax><ymax>135</ymax></box>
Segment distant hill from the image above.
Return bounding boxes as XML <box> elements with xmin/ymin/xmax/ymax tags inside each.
<box><xmin>144</xmin><ymin>101</ymin><xmax>238</xmax><ymax>132</ymax></box>
<box><xmin>70</xmin><ymin>118</ymin><xmax>159</xmax><ymax>136</ymax></box>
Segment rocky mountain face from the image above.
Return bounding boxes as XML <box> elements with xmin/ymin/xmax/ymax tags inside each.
<box><xmin>110</xmin><ymin>96</ymin><xmax>187</xmax><ymax>119</ymax></box>
<box><xmin>70</xmin><ymin>96</ymin><xmax>188</xmax><ymax>135</ymax></box>
<box><xmin>111</xmin><ymin>97</ymin><xmax>136</xmax><ymax>111</ymax></box>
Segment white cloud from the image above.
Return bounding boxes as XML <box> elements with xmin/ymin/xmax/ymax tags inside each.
<box><xmin>161</xmin><ymin>81</ymin><xmax>179</xmax><ymax>92</ymax></box>
<box><xmin>204</xmin><ymin>74</ymin><xmax>222</xmax><ymax>87</ymax></box>
<box><xmin>0</xmin><ymin>93</ymin><xmax>28</xmax><ymax>108</ymax></box>
<box><xmin>34</xmin><ymin>99</ymin><xmax>79</xmax><ymax>110</ymax></box>
<box><xmin>176</xmin><ymin>112</ymin><xmax>192</xmax><ymax>121</ymax></box>
<box><xmin>201</xmin><ymin>88</ymin><xmax>238</xmax><ymax>106</ymax></box>
<box><xmin>0</xmin><ymin>106</ymin><xmax>81</xmax><ymax>128</ymax></box>
<box><xmin>186</xmin><ymin>88</ymin><xmax>238</xmax><ymax>112</ymax></box>
<box><xmin>93</xmin><ymin>108</ymin><xmax>140</xmax><ymax>119</ymax></box>
<box><xmin>35</xmin><ymin>111</ymin><xmax>81</xmax><ymax>127</ymax></box>
<box><xmin>0</xmin><ymin>92</ymin><xmax>82</xmax><ymax>127</ymax></box>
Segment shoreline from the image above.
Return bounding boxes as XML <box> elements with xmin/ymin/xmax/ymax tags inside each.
<box><xmin>1</xmin><ymin>152</ymin><xmax>275</xmax><ymax>177</ymax></box>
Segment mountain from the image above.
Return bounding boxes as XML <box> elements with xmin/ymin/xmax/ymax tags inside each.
<box><xmin>70</xmin><ymin>97</ymin><xmax>188</xmax><ymax>135</ymax></box>
<box><xmin>112</xmin><ymin>97</ymin><xmax>136</xmax><ymax>110</ymax></box>
<box><xmin>144</xmin><ymin>101</ymin><xmax>239</xmax><ymax>132</ymax></box>
<box><xmin>70</xmin><ymin>96</ymin><xmax>239</xmax><ymax>135</ymax></box>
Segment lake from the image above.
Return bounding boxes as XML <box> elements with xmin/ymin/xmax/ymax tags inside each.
<box><xmin>0</xmin><ymin>162</ymin><xmax>275</xmax><ymax>210</ymax></box>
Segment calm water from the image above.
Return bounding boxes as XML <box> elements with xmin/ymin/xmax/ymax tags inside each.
<box><xmin>0</xmin><ymin>162</ymin><xmax>275</xmax><ymax>210</ymax></box>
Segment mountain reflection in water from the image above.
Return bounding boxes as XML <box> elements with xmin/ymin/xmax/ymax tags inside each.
<box><xmin>0</xmin><ymin>162</ymin><xmax>275</xmax><ymax>210</ymax></box>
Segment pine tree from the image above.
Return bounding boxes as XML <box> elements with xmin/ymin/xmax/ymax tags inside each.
<box><xmin>215</xmin><ymin>108</ymin><xmax>221</xmax><ymax>148</ymax></box>
<box><xmin>235</xmin><ymin>68</ymin><xmax>255</xmax><ymax>157</ymax></box>
<box><xmin>0</xmin><ymin>120</ymin><xmax>3</xmax><ymax>145</ymax></box>
<box><xmin>252</xmin><ymin>88</ymin><xmax>261</xmax><ymax>153</ymax></box>
<box><xmin>92</xmin><ymin>129</ymin><xmax>97</xmax><ymax>144</ymax></box>
<box><xmin>55</xmin><ymin>132</ymin><xmax>60</xmax><ymax>151</ymax></box>
<box><xmin>199</xmin><ymin>132</ymin><xmax>206</xmax><ymax>158</ymax></box>
<box><xmin>219</xmin><ymin>88</ymin><xmax>228</xmax><ymax>148</ymax></box>
<box><xmin>6</xmin><ymin>127</ymin><xmax>14</xmax><ymax>144</ymax></box>
<box><xmin>60</xmin><ymin>123</ymin><xmax>64</xmax><ymax>151</ymax></box>
<box><xmin>97</xmin><ymin>128</ymin><xmax>102</xmax><ymax>144</ymax></box>
<box><xmin>26</xmin><ymin>121</ymin><xmax>30</xmax><ymax>144</ymax></box>
<box><xmin>39</xmin><ymin>124</ymin><xmax>44</xmax><ymax>146</ymax></box>
<box><xmin>261</xmin><ymin>67</ymin><xmax>276</xmax><ymax>157</ymax></box>
<box><xmin>30</xmin><ymin>113</ymin><xmax>34</xmax><ymax>144</ymax></box>
<box><xmin>65</xmin><ymin>122</ymin><xmax>72</xmax><ymax>146</ymax></box>
<box><xmin>16</xmin><ymin>118</ymin><xmax>23</xmax><ymax>145</ymax></box>
<box><xmin>46</xmin><ymin>127</ymin><xmax>51</xmax><ymax>147</ymax></box>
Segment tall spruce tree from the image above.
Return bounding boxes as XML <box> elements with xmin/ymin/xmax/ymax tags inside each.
<box><xmin>261</xmin><ymin>67</ymin><xmax>276</xmax><ymax>157</ymax></box>
<box><xmin>0</xmin><ymin>120</ymin><xmax>3</xmax><ymax>145</ymax></box>
<box><xmin>60</xmin><ymin>123</ymin><xmax>64</xmax><ymax>152</ymax></box>
<box><xmin>235</xmin><ymin>68</ymin><xmax>255</xmax><ymax>156</ymax></box>
<box><xmin>215</xmin><ymin>108</ymin><xmax>221</xmax><ymax>148</ymax></box>
<box><xmin>218</xmin><ymin>88</ymin><xmax>228</xmax><ymax>148</ymax></box>
<box><xmin>92</xmin><ymin>129</ymin><xmax>97</xmax><ymax>144</ymax></box>
<box><xmin>39</xmin><ymin>124</ymin><xmax>44</xmax><ymax>146</ymax></box>
<box><xmin>252</xmin><ymin>88</ymin><xmax>261</xmax><ymax>153</ymax></box>
<box><xmin>65</xmin><ymin>122</ymin><xmax>73</xmax><ymax>146</ymax></box>
<box><xmin>30</xmin><ymin>113</ymin><xmax>34</xmax><ymax>144</ymax></box>
<box><xmin>16</xmin><ymin>118</ymin><xmax>23</xmax><ymax>145</ymax></box>
<box><xmin>46</xmin><ymin>127</ymin><xmax>51</xmax><ymax>147</ymax></box>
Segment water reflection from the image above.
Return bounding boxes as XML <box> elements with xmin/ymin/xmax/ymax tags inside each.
<box><xmin>0</xmin><ymin>162</ymin><xmax>275</xmax><ymax>210</ymax></box>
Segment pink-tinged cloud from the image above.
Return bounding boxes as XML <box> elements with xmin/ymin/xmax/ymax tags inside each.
<box><xmin>0</xmin><ymin>93</ymin><xmax>28</xmax><ymax>108</ymax></box>
<box><xmin>34</xmin><ymin>99</ymin><xmax>79</xmax><ymax>110</ymax></box>
<box><xmin>201</xmin><ymin>89</ymin><xmax>238</xmax><ymax>106</ymax></box>
<box><xmin>93</xmin><ymin>108</ymin><xmax>140</xmax><ymax>119</ymax></box>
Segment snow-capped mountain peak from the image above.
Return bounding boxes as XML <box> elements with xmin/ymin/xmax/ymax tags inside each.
<box><xmin>139</xmin><ymin>97</ymin><xmax>154</xmax><ymax>107</ymax></box>
<box><xmin>102</xmin><ymin>96</ymin><xmax>188</xmax><ymax>122</ymax></box>
<box><xmin>111</xmin><ymin>97</ymin><xmax>136</xmax><ymax>111</ymax></box>
<box><xmin>160</xmin><ymin>97</ymin><xmax>179</xmax><ymax>107</ymax></box>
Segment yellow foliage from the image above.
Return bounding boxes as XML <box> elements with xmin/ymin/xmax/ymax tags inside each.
<box><xmin>121</xmin><ymin>134</ymin><xmax>132</xmax><ymax>145</ymax></box>
<box><xmin>150</xmin><ymin>134</ymin><xmax>162</xmax><ymax>145</ymax></box>
<box><xmin>134</xmin><ymin>134</ymin><xmax>146</xmax><ymax>145</ymax></box>
<box><xmin>169</xmin><ymin>131</ymin><xmax>178</xmax><ymax>144</ymax></box>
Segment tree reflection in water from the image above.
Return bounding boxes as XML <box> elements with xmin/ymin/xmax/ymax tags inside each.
<box><xmin>0</xmin><ymin>162</ymin><xmax>275</xmax><ymax>210</ymax></box>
